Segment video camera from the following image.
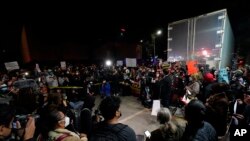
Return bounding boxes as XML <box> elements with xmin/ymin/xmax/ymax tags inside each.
<box><xmin>13</xmin><ymin>114</ymin><xmax>40</xmax><ymax>129</ymax></box>
<box><xmin>94</xmin><ymin>109</ymin><xmax>102</xmax><ymax>116</ymax></box>
<box><xmin>93</xmin><ymin>109</ymin><xmax>103</xmax><ymax>123</ymax></box>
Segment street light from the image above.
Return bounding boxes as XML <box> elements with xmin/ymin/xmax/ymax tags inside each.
<box><xmin>156</xmin><ymin>30</ymin><xmax>162</xmax><ymax>36</ymax></box>
<box><xmin>105</xmin><ymin>59</ymin><xmax>112</xmax><ymax>67</ymax></box>
<box><xmin>152</xmin><ymin>29</ymin><xmax>162</xmax><ymax>63</ymax></box>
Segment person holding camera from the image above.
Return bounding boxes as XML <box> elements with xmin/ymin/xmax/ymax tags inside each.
<box><xmin>0</xmin><ymin>103</ymin><xmax>36</xmax><ymax>141</ymax></box>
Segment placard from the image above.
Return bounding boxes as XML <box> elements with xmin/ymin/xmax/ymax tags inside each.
<box><xmin>4</xmin><ymin>61</ymin><xmax>19</xmax><ymax>71</ymax></box>
<box><xmin>116</xmin><ymin>60</ymin><xmax>123</xmax><ymax>66</ymax></box>
<box><xmin>151</xmin><ymin>100</ymin><xmax>161</xmax><ymax>116</ymax></box>
<box><xmin>60</xmin><ymin>61</ymin><xmax>66</xmax><ymax>70</ymax></box>
<box><xmin>125</xmin><ymin>58</ymin><xmax>137</xmax><ymax>67</ymax></box>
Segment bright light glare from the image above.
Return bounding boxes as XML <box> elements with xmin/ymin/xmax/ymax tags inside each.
<box><xmin>202</xmin><ymin>50</ymin><xmax>208</xmax><ymax>56</ymax></box>
<box><xmin>156</xmin><ymin>30</ymin><xmax>162</xmax><ymax>35</ymax></box>
<box><xmin>105</xmin><ymin>60</ymin><xmax>112</xmax><ymax>66</ymax></box>
<box><xmin>25</xmin><ymin>72</ymin><xmax>29</xmax><ymax>76</ymax></box>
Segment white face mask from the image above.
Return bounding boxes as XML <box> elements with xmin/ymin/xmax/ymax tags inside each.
<box><xmin>65</xmin><ymin>116</ymin><xmax>70</xmax><ymax>127</ymax></box>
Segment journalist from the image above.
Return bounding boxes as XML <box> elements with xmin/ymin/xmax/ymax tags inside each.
<box><xmin>0</xmin><ymin>103</ymin><xmax>36</xmax><ymax>141</ymax></box>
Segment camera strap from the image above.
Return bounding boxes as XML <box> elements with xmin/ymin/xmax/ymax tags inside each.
<box><xmin>55</xmin><ymin>133</ymin><xmax>71</xmax><ymax>141</ymax></box>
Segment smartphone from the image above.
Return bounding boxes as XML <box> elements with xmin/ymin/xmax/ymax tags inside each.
<box><xmin>144</xmin><ymin>130</ymin><xmax>151</xmax><ymax>138</ymax></box>
<box><xmin>12</xmin><ymin>122</ymin><xmax>17</xmax><ymax>129</ymax></box>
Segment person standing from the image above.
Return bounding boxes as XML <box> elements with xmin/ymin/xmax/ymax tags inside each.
<box><xmin>100</xmin><ymin>79</ymin><xmax>111</xmax><ymax>98</ymax></box>
<box><xmin>160</xmin><ymin>63</ymin><xmax>172</xmax><ymax>107</ymax></box>
<box><xmin>91</xmin><ymin>96</ymin><xmax>136</xmax><ymax>141</ymax></box>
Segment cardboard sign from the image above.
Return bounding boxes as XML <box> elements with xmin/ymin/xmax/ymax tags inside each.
<box><xmin>36</xmin><ymin>64</ymin><xmax>41</xmax><ymax>73</ymax></box>
<box><xmin>116</xmin><ymin>60</ymin><xmax>123</xmax><ymax>66</ymax></box>
<box><xmin>60</xmin><ymin>61</ymin><xmax>66</xmax><ymax>70</ymax></box>
<box><xmin>218</xmin><ymin>68</ymin><xmax>229</xmax><ymax>84</ymax></box>
<box><xmin>130</xmin><ymin>82</ymin><xmax>140</xmax><ymax>97</ymax></box>
<box><xmin>151</xmin><ymin>100</ymin><xmax>161</xmax><ymax>116</ymax></box>
<box><xmin>4</xmin><ymin>61</ymin><xmax>19</xmax><ymax>71</ymax></box>
<box><xmin>125</xmin><ymin>58</ymin><xmax>137</xmax><ymax>67</ymax></box>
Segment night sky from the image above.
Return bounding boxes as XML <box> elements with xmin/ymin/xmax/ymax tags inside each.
<box><xmin>0</xmin><ymin>1</ymin><xmax>250</xmax><ymax>64</ymax></box>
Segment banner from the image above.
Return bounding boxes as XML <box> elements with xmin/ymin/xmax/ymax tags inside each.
<box><xmin>4</xmin><ymin>61</ymin><xmax>19</xmax><ymax>71</ymax></box>
<box><xmin>125</xmin><ymin>58</ymin><xmax>137</xmax><ymax>67</ymax></box>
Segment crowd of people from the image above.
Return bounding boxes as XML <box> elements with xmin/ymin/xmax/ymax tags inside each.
<box><xmin>0</xmin><ymin>61</ymin><xmax>250</xmax><ymax>141</ymax></box>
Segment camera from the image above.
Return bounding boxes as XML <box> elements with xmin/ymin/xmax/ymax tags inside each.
<box><xmin>13</xmin><ymin>114</ymin><xmax>40</xmax><ymax>128</ymax></box>
<box><xmin>94</xmin><ymin>109</ymin><xmax>102</xmax><ymax>115</ymax></box>
<box><xmin>93</xmin><ymin>109</ymin><xmax>103</xmax><ymax>122</ymax></box>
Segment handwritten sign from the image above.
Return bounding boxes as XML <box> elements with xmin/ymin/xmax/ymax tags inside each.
<box><xmin>4</xmin><ymin>61</ymin><xmax>19</xmax><ymax>71</ymax></box>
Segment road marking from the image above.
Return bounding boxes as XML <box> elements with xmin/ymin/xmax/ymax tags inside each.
<box><xmin>119</xmin><ymin>108</ymin><xmax>149</xmax><ymax>123</ymax></box>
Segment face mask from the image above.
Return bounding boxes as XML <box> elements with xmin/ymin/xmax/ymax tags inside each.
<box><xmin>65</xmin><ymin>116</ymin><xmax>70</xmax><ymax>127</ymax></box>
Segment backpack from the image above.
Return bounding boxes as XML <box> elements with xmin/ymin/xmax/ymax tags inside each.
<box><xmin>91</xmin><ymin>123</ymin><xmax>127</xmax><ymax>141</ymax></box>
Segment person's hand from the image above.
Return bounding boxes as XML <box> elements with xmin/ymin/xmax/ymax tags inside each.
<box><xmin>233</xmin><ymin>114</ymin><xmax>244</xmax><ymax>120</ymax></box>
<box><xmin>237</xmin><ymin>99</ymin><xmax>243</xmax><ymax>105</ymax></box>
<box><xmin>79</xmin><ymin>133</ymin><xmax>87</xmax><ymax>138</ymax></box>
<box><xmin>79</xmin><ymin>133</ymin><xmax>88</xmax><ymax>141</ymax></box>
<box><xmin>23</xmin><ymin>117</ymin><xmax>36</xmax><ymax>141</ymax></box>
<box><xmin>15</xmin><ymin>121</ymin><xmax>25</xmax><ymax>138</ymax></box>
<box><xmin>63</xmin><ymin>100</ymin><xmax>68</xmax><ymax>107</ymax></box>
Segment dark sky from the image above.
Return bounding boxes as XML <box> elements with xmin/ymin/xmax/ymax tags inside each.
<box><xmin>1</xmin><ymin>1</ymin><xmax>250</xmax><ymax>62</ymax></box>
<box><xmin>16</xmin><ymin>1</ymin><xmax>250</xmax><ymax>42</ymax></box>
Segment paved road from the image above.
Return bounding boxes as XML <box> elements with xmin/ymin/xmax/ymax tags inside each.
<box><xmin>93</xmin><ymin>95</ymin><xmax>186</xmax><ymax>140</ymax></box>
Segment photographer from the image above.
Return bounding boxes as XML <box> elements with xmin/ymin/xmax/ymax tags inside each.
<box><xmin>0</xmin><ymin>103</ymin><xmax>36</xmax><ymax>141</ymax></box>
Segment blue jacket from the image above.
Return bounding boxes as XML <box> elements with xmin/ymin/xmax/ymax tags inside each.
<box><xmin>101</xmin><ymin>82</ymin><xmax>111</xmax><ymax>96</ymax></box>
